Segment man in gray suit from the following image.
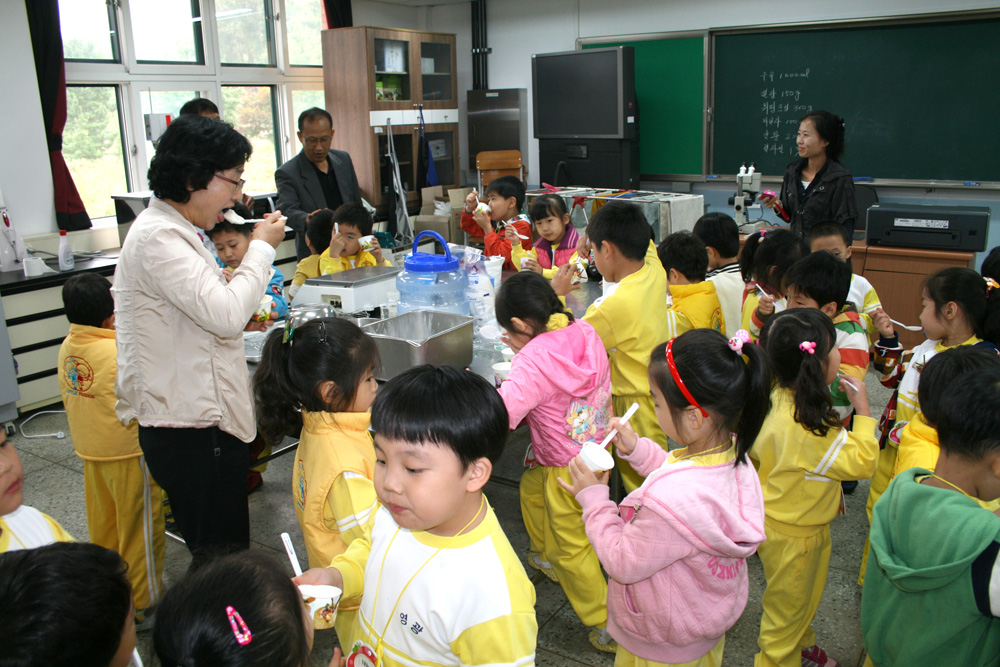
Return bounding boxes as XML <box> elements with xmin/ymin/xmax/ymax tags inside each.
<box><xmin>275</xmin><ymin>107</ymin><xmax>362</xmax><ymax>259</ymax></box>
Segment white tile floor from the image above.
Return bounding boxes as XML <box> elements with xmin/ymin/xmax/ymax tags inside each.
<box><xmin>10</xmin><ymin>368</ymin><xmax>894</xmax><ymax>666</ymax></box>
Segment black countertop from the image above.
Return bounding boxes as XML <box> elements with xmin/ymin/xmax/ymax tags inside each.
<box><xmin>0</xmin><ymin>253</ymin><xmax>119</xmax><ymax>296</ymax></box>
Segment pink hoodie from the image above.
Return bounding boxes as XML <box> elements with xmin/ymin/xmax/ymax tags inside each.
<box><xmin>576</xmin><ymin>437</ymin><xmax>766</xmax><ymax>663</ymax></box>
<box><xmin>498</xmin><ymin>319</ymin><xmax>612</xmax><ymax>466</ymax></box>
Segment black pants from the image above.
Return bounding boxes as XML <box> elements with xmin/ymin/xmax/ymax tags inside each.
<box><xmin>139</xmin><ymin>426</ymin><xmax>250</xmax><ymax>565</ymax></box>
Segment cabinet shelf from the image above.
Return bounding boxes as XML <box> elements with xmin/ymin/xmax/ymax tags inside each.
<box><xmin>422</xmin><ymin>72</ymin><xmax>452</xmax><ymax>76</ymax></box>
<box><xmin>375</xmin><ymin>70</ymin><xmax>408</xmax><ymax>75</ymax></box>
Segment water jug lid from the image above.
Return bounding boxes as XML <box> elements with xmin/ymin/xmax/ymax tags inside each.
<box><xmin>403</xmin><ymin>230</ymin><xmax>459</xmax><ymax>272</ymax></box>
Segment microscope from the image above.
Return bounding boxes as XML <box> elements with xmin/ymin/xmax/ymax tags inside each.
<box><xmin>728</xmin><ymin>163</ymin><xmax>763</xmax><ymax>231</ymax></box>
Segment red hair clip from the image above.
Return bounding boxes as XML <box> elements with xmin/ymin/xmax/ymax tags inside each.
<box><xmin>227</xmin><ymin>606</ymin><xmax>252</xmax><ymax>646</ymax></box>
<box><xmin>799</xmin><ymin>341</ymin><xmax>817</xmax><ymax>355</ymax></box>
<box><xmin>666</xmin><ymin>339</ymin><xmax>709</xmax><ymax>418</ymax></box>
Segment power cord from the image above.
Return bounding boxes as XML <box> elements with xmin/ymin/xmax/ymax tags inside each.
<box><xmin>18</xmin><ymin>410</ymin><xmax>67</xmax><ymax>439</ymax></box>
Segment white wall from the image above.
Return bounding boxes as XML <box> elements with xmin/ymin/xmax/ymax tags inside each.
<box><xmin>0</xmin><ymin>2</ymin><xmax>57</xmax><ymax>238</ymax></box>
<box><xmin>426</xmin><ymin>0</ymin><xmax>1000</xmax><ymax>185</ymax></box>
<box><xmin>353</xmin><ymin>0</ymin><xmax>421</xmax><ymax>28</ymax></box>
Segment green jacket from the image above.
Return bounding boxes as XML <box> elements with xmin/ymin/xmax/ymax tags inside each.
<box><xmin>862</xmin><ymin>468</ymin><xmax>1000</xmax><ymax>666</ymax></box>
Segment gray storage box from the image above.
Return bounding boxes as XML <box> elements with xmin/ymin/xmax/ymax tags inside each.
<box><xmin>362</xmin><ymin>310</ymin><xmax>474</xmax><ymax>381</ymax></box>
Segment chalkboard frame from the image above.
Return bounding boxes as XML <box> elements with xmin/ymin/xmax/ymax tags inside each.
<box><xmin>578</xmin><ymin>9</ymin><xmax>1000</xmax><ymax>187</ymax></box>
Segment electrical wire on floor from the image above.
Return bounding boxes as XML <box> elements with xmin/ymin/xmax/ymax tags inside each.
<box><xmin>17</xmin><ymin>410</ymin><xmax>67</xmax><ymax>439</ymax></box>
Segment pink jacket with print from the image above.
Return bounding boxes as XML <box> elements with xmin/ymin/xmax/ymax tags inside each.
<box><xmin>498</xmin><ymin>319</ymin><xmax>612</xmax><ymax>467</ymax></box>
<box><xmin>576</xmin><ymin>437</ymin><xmax>766</xmax><ymax>663</ymax></box>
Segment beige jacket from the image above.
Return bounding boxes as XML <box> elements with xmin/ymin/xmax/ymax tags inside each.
<box><xmin>113</xmin><ymin>198</ymin><xmax>274</xmax><ymax>442</ymax></box>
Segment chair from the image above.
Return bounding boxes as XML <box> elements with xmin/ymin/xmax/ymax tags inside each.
<box><xmin>467</xmin><ymin>151</ymin><xmax>528</xmax><ymax>244</ymax></box>
<box><xmin>854</xmin><ymin>184</ymin><xmax>879</xmax><ymax>241</ymax></box>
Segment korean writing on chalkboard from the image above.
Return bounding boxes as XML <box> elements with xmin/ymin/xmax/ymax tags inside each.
<box><xmin>758</xmin><ymin>73</ymin><xmax>814</xmax><ymax>156</ymax></box>
<box><xmin>760</xmin><ymin>69</ymin><xmax>811</xmax><ymax>81</ymax></box>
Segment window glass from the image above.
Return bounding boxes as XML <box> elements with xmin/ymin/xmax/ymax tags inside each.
<box><xmin>285</xmin><ymin>0</ymin><xmax>323</xmax><ymax>66</ymax></box>
<box><xmin>140</xmin><ymin>90</ymin><xmax>202</xmax><ymax>180</ymax></box>
<box><xmin>59</xmin><ymin>0</ymin><xmax>119</xmax><ymax>62</ymax></box>
<box><xmin>63</xmin><ymin>86</ymin><xmax>128</xmax><ymax>219</ymax></box>
<box><xmin>221</xmin><ymin>86</ymin><xmax>279</xmax><ymax>191</ymax></box>
<box><xmin>129</xmin><ymin>0</ymin><xmax>205</xmax><ymax>64</ymax></box>
<box><xmin>217</xmin><ymin>0</ymin><xmax>274</xmax><ymax>66</ymax></box>
<box><xmin>290</xmin><ymin>89</ymin><xmax>325</xmax><ymax>154</ymax></box>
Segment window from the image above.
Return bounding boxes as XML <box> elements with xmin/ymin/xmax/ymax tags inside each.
<box><xmin>221</xmin><ymin>86</ymin><xmax>279</xmax><ymax>191</ymax></box>
<box><xmin>217</xmin><ymin>0</ymin><xmax>274</xmax><ymax>66</ymax></box>
<box><xmin>140</xmin><ymin>90</ymin><xmax>202</xmax><ymax>177</ymax></box>
<box><xmin>128</xmin><ymin>0</ymin><xmax>205</xmax><ymax>64</ymax></box>
<box><xmin>285</xmin><ymin>0</ymin><xmax>323</xmax><ymax>66</ymax></box>
<box><xmin>290</xmin><ymin>88</ymin><xmax>326</xmax><ymax>154</ymax></box>
<box><xmin>63</xmin><ymin>86</ymin><xmax>129</xmax><ymax>219</ymax></box>
<box><xmin>60</xmin><ymin>0</ymin><xmax>120</xmax><ymax>62</ymax></box>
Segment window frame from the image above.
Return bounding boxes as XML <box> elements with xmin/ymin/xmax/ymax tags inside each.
<box><xmin>61</xmin><ymin>0</ymin><xmax>325</xmax><ymax>221</ymax></box>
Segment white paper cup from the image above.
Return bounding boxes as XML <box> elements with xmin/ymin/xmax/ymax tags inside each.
<box><xmin>492</xmin><ymin>361</ymin><xmax>512</xmax><ymax>386</ymax></box>
<box><xmin>475</xmin><ymin>202</ymin><xmax>491</xmax><ymax>215</ymax></box>
<box><xmin>500</xmin><ymin>347</ymin><xmax>515</xmax><ymax>361</ymax></box>
<box><xmin>579</xmin><ymin>441</ymin><xmax>614</xmax><ymax>472</ymax></box>
<box><xmin>359</xmin><ymin>235</ymin><xmax>375</xmax><ymax>251</ymax></box>
<box><xmin>520</xmin><ymin>257</ymin><xmax>531</xmax><ymax>269</ymax></box>
<box><xmin>298</xmin><ymin>584</ymin><xmax>342</xmax><ymax>630</ymax></box>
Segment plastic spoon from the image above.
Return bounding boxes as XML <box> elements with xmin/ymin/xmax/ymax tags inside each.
<box><xmin>598</xmin><ymin>401</ymin><xmax>640</xmax><ymax>449</ymax></box>
<box><xmin>281</xmin><ymin>532</ymin><xmax>303</xmax><ymax>577</ymax></box>
<box><xmin>132</xmin><ymin>648</ymin><xmax>144</xmax><ymax>667</ymax></box>
<box><xmin>889</xmin><ymin>318</ymin><xmax>923</xmax><ymax>332</ymax></box>
<box><xmin>505</xmin><ymin>223</ymin><xmax>529</xmax><ymax>240</ymax></box>
<box><xmin>838</xmin><ymin>374</ymin><xmax>860</xmax><ymax>392</ymax></box>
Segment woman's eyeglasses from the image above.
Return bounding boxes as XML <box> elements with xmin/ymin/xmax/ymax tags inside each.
<box><xmin>214</xmin><ymin>173</ymin><xmax>246</xmax><ymax>191</ymax></box>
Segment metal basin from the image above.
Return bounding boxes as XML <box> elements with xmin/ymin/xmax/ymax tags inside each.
<box><xmin>362</xmin><ymin>310</ymin><xmax>474</xmax><ymax>381</ymax></box>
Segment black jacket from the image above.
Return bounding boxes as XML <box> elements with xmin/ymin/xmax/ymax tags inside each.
<box><xmin>779</xmin><ymin>159</ymin><xmax>857</xmax><ymax>238</ymax></box>
<box><xmin>275</xmin><ymin>150</ymin><xmax>362</xmax><ymax>260</ymax></box>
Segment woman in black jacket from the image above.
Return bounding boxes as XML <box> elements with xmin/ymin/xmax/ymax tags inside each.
<box><xmin>760</xmin><ymin>110</ymin><xmax>858</xmax><ymax>238</ymax></box>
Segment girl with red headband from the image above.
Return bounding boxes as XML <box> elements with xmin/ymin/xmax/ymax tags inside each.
<box><xmin>559</xmin><ymin>328</ymin><xmax>770</xmax><ymax>666</ymax></box>
<box><xmin>752</xmin><ymin>308</ymin><xmax>878</xmax><ymax>667</ymax></box>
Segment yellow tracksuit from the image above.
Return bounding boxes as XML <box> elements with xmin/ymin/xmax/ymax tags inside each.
<box><xmin>616</xmin><ymin>637</ymin><xmax>725</xmax><ymax>667</ymax></box>
<box><xmin>665</xmin><ymin>280</ymin><xmax>725</xmax><ymax>339</ymax></box>
<box><xmin>740</xmin><ymin>287</ymin><xmax>787</xmax><ymax>341</ymax></box>
<box><xmin>319</xmin><ymin>248</ymin><xmax>392</xmax><ymax>274</ymax></box>
<box><xmin>58</xmin><ymin>324</ymin><xmax>164</xmax><ymax>613</ymax></box>
<box><xmin>293</xmin><ymin>410</ymin><xmax>378</xmax><ymax>642</ymax></box>
<box><xmin>0</xmin><ymin>506</ymin><xmax>74</xmax><ymax>551</ymax></box>
<box><xmin>519</xmin><ymin>463</ymin><xmax>548</xmax><ymax>560</ymax></box>
<box><xmin>751</xmin><ymin>388</ymin><xmax>878</xmax><ymax>667</ymax></box>
<box><xmin>585</xmin><ymin>242</ymin><xmax>669</xmax><ymax>491</ymax></box>
<box><xmin>292</xmin><ymin>254</ymin><xmax>322</xmax><ymax>287</ymax></box>
<box><xmin>510</xmin><ymin>244</ymin><xmax>582</xmax><ymax>280</ymax></box>
<box><xmin>859</xmin><ymin>335</ymin><xmax>980</xmax><ymax>585</ymax></box>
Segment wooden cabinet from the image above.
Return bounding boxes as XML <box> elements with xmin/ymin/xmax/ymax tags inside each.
<box><xmin>321</xmin><ymin>26</ymin><xmax>460</xmax><ymax>209</ymax></box>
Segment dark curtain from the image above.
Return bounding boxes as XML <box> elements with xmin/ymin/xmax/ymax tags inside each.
<box><xmin>25</xmin><ymin>0</ymin><xmax>91</xmax><ymax>231</ymax></box>
<box><xmin>322</xmin><ymin>0</ymin><xmax>353</xmax><ymax>29</ymax></box>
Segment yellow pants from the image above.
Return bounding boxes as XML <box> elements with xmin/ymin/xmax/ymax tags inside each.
<box><xmin>859</xmin><ymin>441</ymin><xmax>898</xmax><ymax>586</ymax></box>
<box><xmin>615</xmin><ymin>635</ymin><xmax>725</xmax><ymax>667</ymax></box>
<box><xmin>519</xmin><ymin>464</ymin><xmax>608</xmax><ymax>627</ymax></box>
<box><xmin>754</xmin><ymin>523</ymin><xmax>831</xmax><ymax>667</ymax></box>
<box><xmin>333</xmin><ymin>608</ymin><xmax>358</xmax><ymax>651</ymax></box>
<box><xmin>520</xmin><ymin>464</ymin><xmax>548</xmax><ymax>559</ymax></box>
<box><xmin>613</xmin><ymin>395</ymin><xmax>668</xmax><ymax>493</ymax></box>
<box><xmin>84</xmin><ymin>456</ymin><xmax>165</xmax><ymax>611</ymax></box>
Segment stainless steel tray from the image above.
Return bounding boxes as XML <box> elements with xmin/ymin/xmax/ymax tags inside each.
<box><xmin>362</xmin><ymin>310</ymin><xmax>474</xmax><ymax>381</ymax></box>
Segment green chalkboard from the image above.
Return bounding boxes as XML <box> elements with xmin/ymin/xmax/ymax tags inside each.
<box><xmin>584</xmin><ymin>37</ymin><xmax>704</xmax><ymax>175</ymax></box>
<box><xmin>712</xmin><ymin>17</ymin><xmax>1000</xmax><ymax>181</ymax></box>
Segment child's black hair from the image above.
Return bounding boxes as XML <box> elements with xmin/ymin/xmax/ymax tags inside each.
<box><xmin>306</xmin><ymin>209</ymin><xmax>335</xmax><ymax>254</ymax></box>
<box><xmin>657</xmin><ymin>231</ymin><xmax>709</xmax><ymax>282</ymax></box>
<box><xmin>254</xmin><ymin>318</ymin><xmax>379</xmax><ymax>443</ymax></box>
<box><xmin>923</xmin><ymin>267</ymin><xmax>1000</xmax><ymax>346</ymax></box>
<box><xmin>528</xmin><ymin>193</ymin><xmax>569</xmax><ymax>224</ymax></box>
<box><xmin>784</xmin><ymin>251</ymin><xmax>852</xmax><ymax>311</ymax></box>
<box><xmin>331</xmin><ymin>201</ymin><xmax>374</xmax><ymax>236</ymax></box>
<box><xmin>153</xmin><ymin>551</ymin><xmax>310</xmax><ymax>667</ymax></box>
<box><xmin>801</xmin><ymin>110</ymin><xmax>846</xmax><ymax>163</ymax></box>
<box><xmin>738</xmin><ymin>228</ymin><xmax>802</xmax><ymax>292</ymax></box>
<box><xmin>919</xmin><ymin>346</ymin><xmax>1000</xmax><ymax>427</ymax></box>
<box><xmin>804</xmin><ymin>221</ymin><xmax>852</xmax><ymax>249</ymax></box>
<box><xmin>586</xmin><ymin>201</ymin><xmax>651</xmax><ymax>261</ymax></box>
<box><xmin>981</xmin><ymin>245</ymin><xmax>1000</xmax><ymax>283</ymax></box>
<box><xmin>371</xmin><ymin>365</ymin><xmax>509</xmax><ymax>470</ymax></box>
<box><xmin>936</xmin><ymin>366</ymin><xmax>1000</xmax><ymax>461</ymax></box>
<box><xmin>649</xmin><ymin>329</ymin><xmax>771</xmax><ymax>464</ymax></box>
<box><xmin>62</xmin><ymin>273</ymin><xmax>114</xmax><ymax>328</ymax></box>
<box><xmin>760</xmin><ymin>308</ymin><xmax>842</xmax><ymax>436</ymax></box>
<box><xmin>207</xmin><ymin>202</ymin><xmax>254</xmax><ymax>239</ymax></box>
<box><xmin>485</xmin><ymin>175</ymin><xmax>526</xmax><ymax>213</ymax></box>
<box><xmin>495</xmin><ymin>271</ymin><xmax>574</xmax><ymax>338</ymax></box>
<box><xmin>692</xmin><ymin>212</ymin><xmax>740</xmax><ymax>259</ymax></box>
<box><xmin>0</xmin><ymin>542</ymin><xmax>132</xmax><ymax>667</ymax></box>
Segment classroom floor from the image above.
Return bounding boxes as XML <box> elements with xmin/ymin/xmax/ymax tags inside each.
<box><xmin>12</xmin><ymin>368</ymin><xmax>893</xmax><ymax>667</ymax></box>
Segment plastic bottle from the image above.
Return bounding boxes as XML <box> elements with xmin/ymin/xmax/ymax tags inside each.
<box><xmin>58</xmin><ymin>230</ymin><xmax>75</xmax><ymax>271</ymax></box>
<box><xmin>396</xmin><ymin>231</ymin><xmax>470</xmax><ymax>316</ymax></box>
<box><xmin>0</xmin><ymin>233</ymin><xmax>16</xmax><ymax>273</ymax></box>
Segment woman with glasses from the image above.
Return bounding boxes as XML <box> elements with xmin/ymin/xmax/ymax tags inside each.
<box><xmin>113</xmin><ymin>114</ymin><xmax>286</xmax><ymax>564</ymax></box>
